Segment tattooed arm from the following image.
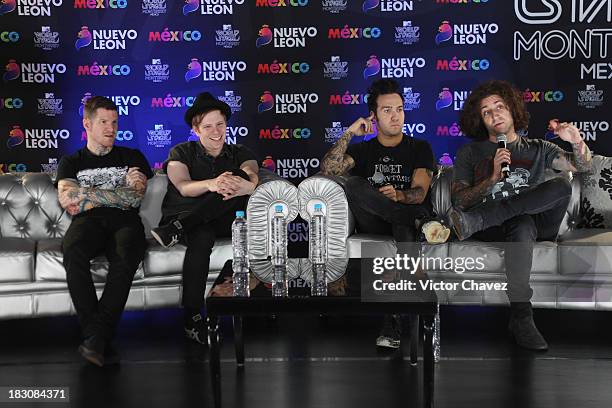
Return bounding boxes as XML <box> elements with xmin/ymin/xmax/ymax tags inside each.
<box><xmin>58</xmin><ymin>168</ymin><xmax>147</xmax><ymax>216</ymax></box>
<box><xmin>321</xmin><ymin>114</ymin><xmax>375</xmax><ymax>176</ymax></box>
<box><xmin>548</xmin><ymin>120</ymin><xmax>592</xmax><ymax>173</ymax></box>
<box><xmin>395</xmin><ymin>168</ymin><xmax>434</xmax><ymax>204</ymax></box>
<box><xmin>451</xmin><ymin>179</ymin><xmax>496</xmax><ymax>210</ymax></box>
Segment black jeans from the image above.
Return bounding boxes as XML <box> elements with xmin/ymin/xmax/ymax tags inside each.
<box><xmin>62</xmin><ymin>209</ymin><xmax>146</xmax><ymax>341</ymax></box>
<box><xmin>470</xmin><ymin>177</ymin><xmax>572</xmax><ymax>304</ymax></box>
<box><xmin>344</xmin><ymin>176</ymin><xmax>431</xmax><ymax>249</ymax></box>
<box><xmin>161</xmin><ymin>169</ymin><xmax>249</xmax><ymax>309</ymax></box>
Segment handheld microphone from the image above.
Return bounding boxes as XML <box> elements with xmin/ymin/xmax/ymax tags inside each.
<box><xmin>496</xmin><ymin>134</ymin><xmax>510</xmax><ymax>179</ymax></box>
<box><xmin>371</xmin><ymin>171</ymin><xmax>389</xmax><ymax>187</ymax></box>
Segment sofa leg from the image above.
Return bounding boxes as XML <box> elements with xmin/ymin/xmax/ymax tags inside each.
<box><xmin>433</xmin><ymin>303</ymin><xmax>440</xmax><ymax>363</ymax></box>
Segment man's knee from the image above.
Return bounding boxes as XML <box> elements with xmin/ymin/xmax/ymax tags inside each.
<box><xmin>504</xmin><ymin>215</ymin><xmax>537</xmax><ymax>242</ymax></box>
<box><xmin>344</xmin><ymin>176</ymin><xmax>369</xmax><ymax>199</ymax></box>
<box><xmin>545</xmin><ymin>177</ymin><xmax>572</xmax><ymax>198</ymax></box>
<box><xmin>232</xmin><ymin>168</ymin><xmax>250</xmax><ymax>182</ymax></box>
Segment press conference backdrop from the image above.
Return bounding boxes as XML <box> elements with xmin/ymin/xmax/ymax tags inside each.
<box><xmin>1</xmin><ymin>0</ymin><xmax>610</xmax><ymax>180</ymax></box>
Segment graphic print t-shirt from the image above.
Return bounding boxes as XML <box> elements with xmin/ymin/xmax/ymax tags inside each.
<box><xmin>453</xmin><ymin>137</ymin><xmax>566</xmax><ymax>207</ymax></box>
<box><xmin>56</xmin><ymin>146</ymin><xmax>153</xmax><ymax>213</ymax></box>
<box><xmin>346</xmin><ymin>135</ymin><xmax>435</xmax><ymax>191</ymax></box>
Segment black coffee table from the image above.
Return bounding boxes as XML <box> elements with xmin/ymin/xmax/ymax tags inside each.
<box><xmin>205</xmin><ymin>258</ymin><xmax>438</xmax><ymax>408</ymax></box>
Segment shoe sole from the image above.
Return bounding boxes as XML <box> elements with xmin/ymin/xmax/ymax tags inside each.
<box><xmin>376</xmin><ymin>336</ymin><xmax>401</xmax><ymax>349</ymax></box>
<box><xmin>507</xmin><ymin>327</ymin><xmax>549</xmax><ymax>351</ymax></box>
<box><xmin>448</xmin><ymin>209</ymin><xmax>466</xmax><ymax>241</ymax></box>
<box><xmin>151</xmin><ymin>230</ymin><xmax>171</xmax><ymax>249</ymax></box>
<box><xmin>78</xmin><ymin>345</ymin><xmax>104</xmax><ymax>367</ymax></box>
<box><xmin>422</xmin><ymin>221</ymin><xmax>451</xmax><ymax>244</ymax></box>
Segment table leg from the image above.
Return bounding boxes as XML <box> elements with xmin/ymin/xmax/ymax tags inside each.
<box><xmin>422</xmin><ymin>315</ymin><xmax>435</xmax><ymax>408</ymax></box>
<box><xmin>233</xmin><ymin>315</ymin><xmax>245</xmax><ymax>368</ymax></box>
<box><xmin>208</xmin><ymin>315</ymin><xmax>222</xmax><ymax>408</ymax></box>
<box><xmin>408</xmin><ymin>314</ymin><xmax>419</xmax><ymax>366</ymax></box>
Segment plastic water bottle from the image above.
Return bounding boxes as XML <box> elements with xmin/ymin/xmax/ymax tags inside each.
<box><xmin>271</xmin><ymin>205</ymin><xmax>287</xmax><ymax>266</ymax></box>
<box><xmin>310</xmin><ymin>204</ymin><xmax>327</xmax><ymax>296</ymax></box>
<box><xmin>272</xmin><ymin>265</ymin><xmax>288</xmax><ymax>297</ymax></box>
<box><xmin>232</xmin><ymin>210</ymin><xmax>249</xmax><ymax>297</ymax></box>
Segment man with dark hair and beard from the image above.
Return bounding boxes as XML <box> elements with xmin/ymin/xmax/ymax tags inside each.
<box><xmin>321</xmin><ymin>78</ymin><xmax>448</xmax><ymax>348</ymax></box>
<box><xmin>448</xmin><ymin>80</ymin><xmax>592</xmax><ymax>350</ymax></box>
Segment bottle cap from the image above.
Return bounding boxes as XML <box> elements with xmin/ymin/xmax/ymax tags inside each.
<box><xmin>274</xmin><ymin>205</ymin><xmax>283</xmax><ymax>213</ymax></box>
<box><xmin>314</xmin><ymin>203</ymin><xmax>323</xmax><ymax>211</ymax></box>
<box><xmin>235</xmin><ymin>210</ymin><xmax>245</xmax><ymax>217</ymax></box>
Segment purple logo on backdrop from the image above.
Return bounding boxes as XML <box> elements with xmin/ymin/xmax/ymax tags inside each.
<box><xmin>256</xmin><ymin>25</ymin><xmax>273</xmax><ymax>48</ymax></box>
<box><xmin>3</xmin><ymin>59</ymin><xmax>19</xmax><ymax>81</ymax></box>
<box><xmin>363</xmin><ymin>55</ymin><xmax>380</xmax><ymax>79</ymax></box>
<box><xmin>185</xmin><ymin>58</ymin><xmax>202</xmax><ymax>82</ymax></box>
<box><xmin>436</xmin><ymin>88</ymin><xmax>453</xmax><ymax>111</ymax></box>
<box><xmin>439</xmin><ymin>153</ymin><xmax>453</xmax><ymax>166</ymax></box>
<box><xmin>75</xmin><ymin>26</ymin><xmax>92</xmax><ymax>50</ymax></box>
<box><xmin>7</xmin><ymin>125</ymin><xmax>24</xmax><ymax>148</ymax></box>
<box><xmin>258</xmin><ymin>91</ymin><xmax>274</xmax><ymax>113</ymax></box>
<box><xmin>362</xmin><ymin>0</ymin><xmax>378</xmax><ymax>12</ymax></box>
<box><xmin>79</xmin><ymin>92</ymin><xmax>93</xmax><ymax>117</ymax></box>
<box><xmin>262</xmin><ymin>155</ymin><xmax>276</xmax><ymax>172</ymax></box>
<box><xmin>0</xmin><ymin>0</ymin><xmax>16</xmax><ymax>15</ymax></box>
<box><xmin>435</xmin><ymin>21</ymin><xmax>453</xmax><ymax>45</ymax></box>
<box><xmin>183</xmin><ymin>0</ymin><xmax>198</xmax><ymax>15</ymax></box>
<box><xmin>187</xmin><ymin>129</ymin><xmax>199</xmax><ymax>141</ymax></box>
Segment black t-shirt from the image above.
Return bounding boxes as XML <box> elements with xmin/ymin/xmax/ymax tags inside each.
<box><xmin>346</xmin><ymin>135</ymin><xmax>436</xmax><ymax>191</ymax></box>
<box><xmin>56</xmin><ymin>146</ymin><xmax>153</xmax><ymax>215</ymax></box>
<box><xmin>161</xmin><ymin>141</ymin><xmax>257</xmax><ymax>218</ymax></box>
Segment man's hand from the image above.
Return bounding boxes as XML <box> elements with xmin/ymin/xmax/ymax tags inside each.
<box><xmin>218</xmin><ymin>175</ymin><xmax>255</xmax><ymax>200</ymax></box>
<box><xmin>490</xmin><ymin>148</ymin><xmax>511</xmax><ymax>183</ymax></box>
<box><xmin>126</xmin><ymin>167</ymin><xmax>147</xmax><ymax>190</ymax></box>
<box><xmin>548</xmin><ymin>119</ymin><xmax>582</xmax><ymax>144</ymax></box>
<box><xmin>379</xmin><ymin>184</ymin><xmax>400</xmax><ymax>202</ymax></box>
<box><xmin>346</xmin><ymin>113</ymin><xmax>375</xmax><ymax>137</ymax></box>
<box><xmin>206</xmin><ymin>172</ymin><xmax>233</xmax><ymax>193</ymax></box>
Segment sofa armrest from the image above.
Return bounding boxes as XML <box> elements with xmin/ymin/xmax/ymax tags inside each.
<box><xmin>430</xmin><ymin>166</ymin><xmax>453</xmax><ymax>218</ymax></box>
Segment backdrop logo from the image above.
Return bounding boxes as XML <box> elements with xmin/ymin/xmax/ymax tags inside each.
<box><xmin>578</xmin><ymin>84</ymin><xmax>604</xmax><ymax>108</ymax></box>
<box><xmin>74</xmin><ymin>0</ymin><xmax>128</xmax><ymax>9</ymax></box>
<box><xmin>185</xmin><ymin>58</ymin><xmax>202</xmax><ymax>82</ymax></box>
<box><xmin>436</xmin><ymin>58</ymin><xmax>490</xmax><ymax>71</ymax></box>
<box><xmin>218</xmin><ymin>90</ymin><xmax>242</xmax><ymax>113</ymax></box>
<box><xmin>329</xmin><ymin>92</ymin><xmax>369</xmax><ymax>105</ymax></box>
<box><xmin>225</xmin><ymin>126</ymin><xmax>248</xmax><ymax>144</ymax></box>
<box><xmin>324</xmin><ymin>56</ymin><xmax>348</xmax><ymax>80</ymax></box>
<box><xmin>182</xmin><ymin>0</ymin><xmax>198</xmax><ymax>14</ymax></box>
<box><xmin>38</xmin><ymin>93</ymin><xmax>63</xmax><ymax>116</ymax></box>
<box><xmin>437</xmin><ymin>0</ymin><xmax>488</xmax><ymax>4</ymax></box>
<box><xmin>363</xmin><ymin>0</ymin><xmax>413</xmax><ymax>13</ymax></box>
<box><xmin>148</xmin><ymin>29</ymin><xmax>201</xmax><ymax>42</ymax></box>
<box><xmin>1</xmin><ymin>31</ymin><xmax>19</xmax><ymax>43</ymax></box>
<box><xmin>79</xmin><ymin>92</ymin><xmax>93</xmax><ymax>117</ymax></box>
<box><xmin>1</xmin><ymin>163</ymin><xmax>27</xmax><ymax>172</ymax></box>
<box><xmin>201</xmin><ymin>60</ymin><xmax>246</xmax><ymax>81</ymax></box>
<box><xmin>257</xmin><ymin>25</ymin><xmax>317</xmax><ymax>48</ymax></box>
<box><xmin>7</xmin><ymin>125</ymin><xmax>24</xmax><ymax>148</ymax></box>
<box><xmin>363</xmin><ymin>55</ymin><xmax>380</xmax><ymax>78</ymax></box>
<box><xmin>75</xmin><ymin>27</ymin><xmax>138</xmax><ymax>50</ymax></box>
<box><xmin>439</xmin><ymin>153</ymin><xmax>453</xmax><ymax>166</ymax></box>
<box><xmin>522</xmin><ymin>88</ymin><xmax>564</xmax><ymax>103</ymax></box>
<box><xmin>258</xmin><ymin>91</ymin><xmax>275</xmax><ymax>113</ymax></box>
<box><xmin>572</xmin><ymin>121</ymin><xmax>609</xmax><ymax>141</ymax></box>
<box><xmin>581</xmin><ymin>63</ymin><xmax>612</xmax><ymax>80</ymax></box>
<box><xmin>436</xmin><ymin>88</ymin><xmax>469</xmax><ymax>111</ymax></box>
<box><xmin>0</xmin><ymin>0</ymin><xmax>16</xmax><ymax>15</ymax></box>
<box><xmin>435</xmin><ymin>21</ymin><xmax>453</xmax><ymax>44</ymax></box>
<box><xmin>147</xmin><ymin>124</ymin><xmax>172</xmax><ymax>147</ymax></box>
<box><xmin>259</xmin><ymin>126</ymin><xmax>312</xmax><ymax>140</ymax></box>
<box><xmin>257</xmin><ymin>61</ymin><xmax>310</xmax><ymax>75</ymax></box>
<box><xmin>436</xmin><ymin>21</ymin><xmax>498</xmax><ymax>45</ymax></box>
<box><xmin>1</xmin><ymin>97</ymin><xmax>23</xmax><ymax>109</ymax></box>
<box><xmin>108</xmin><ymin>95</ymin><xmax>140</xmax><ymax>116</ymax></box>
<box><xmin>514</xmin><ymin>0</ymin><xmax>562</xmax><ymax>24</ymax></box>
<box><xmin>436</xmin><ymin>123</ymin><xmax>464</xmax><ymax>137</ymax></box>
<box><xmin>403</xmin><ymin>87</ymin><xmax>420</xmax><ymax>111</ymax></box>
<box><xmin>403</xmin><ymin>123</ymin><xmax>426</xmax><ymax>135</ymax></box>
<box><xmin>4</xmin><ymin>60</ymin><xmax>66</xmax><ymax>83</ymax></box>
<box><xmin>325</xmin><ymin>122</ymin><xmax>348</xmax><ymax>144</ymax></box>
<box><xmin>322</xmin><ymin>0</ymin><xmax>346</xmax><ymax>13</ymax></box>
<box><xmin>262</xmin><ymin>155</ymin><xmax>276</xmax><ymax>172</ymax></box>
<box><xmin>40</xmin><ymin>158</ymin><xmax>57</xmax><ymax>174</ymax></box>
<box><xmin>115</xmin><ymin>130</ymin><xmax>134</xmax><ymax>141</ymax></box>
<box><xmin>256</xmin><ymin>0</ymin><xmax>308</xmax><ymax>7</ymax></box>
<box><xmin>13</xmin><ymin>0</ymin><xmax>62</xmax><ymax>16</ymax></box>
<box><xmin>395</xmin><ymin>21</ymin><xmax>419</xmax><ymax>45</ymax></box>
<box><xmin>74</xmin><ymin>26</ymin><xmax>92</xmax><ymax>50</ymax></box>
<box><xmin>3</xmin><ymin>59</ymin><xmax>20</xmax><ymax>81</ymax></box>
<box><xmin>145</xmin><ymin>59</ymin><xmax>169</xmax><ymax>82</ymax></box>
<box><xmin>142</xmin><ymin>0</ymin><xmax>166</xmax><ymax>15</ymax></box>
<box><xmin>77</xmin><ymin>63</ymin><xmax>131</xmax><ymax>77</ymax></box>
<box><xmin>199</xmin><ymin>0</ymin><xmax>245</xmax><ymax>15</ymax></box>
<box><xmin>328</xmin><ymin>26</ymin><xmax>382</xmax><ymax>39</ymax></box>
<box><xmin>34</xmin><ymin>26</ymin><xmax>59</xmax><ymax>50</ymax></box>
<box><xmin>259</xmin><ymin>92</ymin><xmax>319</xmax><ymax>114</ymax></box>
<box><xmin>216</xmin><ymin>24</ymin><xmax>240</xmax><ymax>48</ymax></box>
<box><xmin>151</xmin><ymin>94</ymin><xmax>195</xmax><ymax>108</ymax></box>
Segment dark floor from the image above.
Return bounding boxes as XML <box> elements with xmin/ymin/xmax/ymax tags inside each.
<box><xmin>1</xmin><ymin>306</ymin><xmax>612</xmax><ymax>408</ymax></box>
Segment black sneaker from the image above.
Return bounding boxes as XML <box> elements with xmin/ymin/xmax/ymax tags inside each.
<box><xmin>151</xmin><ymin>220</ymin><xmax>184</xmax><ymax>248</ymax></box>
<box><xmin>376</xmin><ymin>314</ymin><xmax>401</xmax><ymax>349</ymax></box>
<box><xmin>78</xmin><ymin>335</ymin><xmax>105</xmax><ymax>367</ymax></box>
<box><xmin>447</xmin><ymin>207</ymin><xmax>483</xmax><ymax>241</ymax></box>
<box><xmin>184</xmin><ymin>313</ymin><xmax>208</xmax><ymax>345</ymax></box>
<box><xmin>508</xmin><ymin>315</ymin><xmax>549</xmax><ymax>351</ymax></box>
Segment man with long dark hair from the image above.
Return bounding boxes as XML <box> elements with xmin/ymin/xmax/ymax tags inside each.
<box><xmin>449</xmin><ymin>80</ymin><xmax>592</xmax><ymax>350</ymax></box>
